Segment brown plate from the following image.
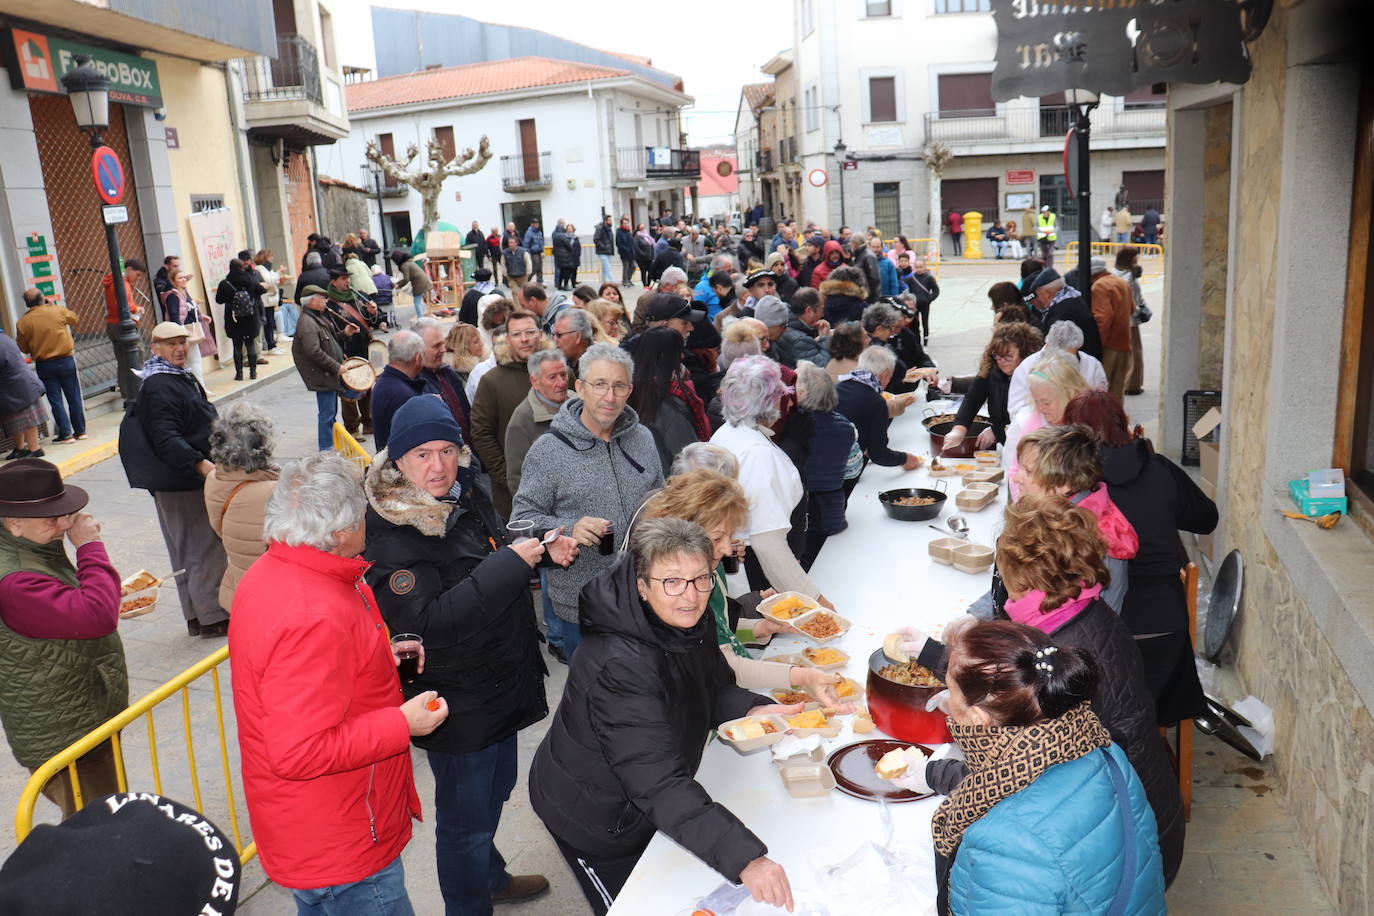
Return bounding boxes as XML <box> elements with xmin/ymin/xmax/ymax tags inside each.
<box><xmin>826</xmin><ymin>739</ymin><xmax>935</xmax><ymax>803</ymax></box>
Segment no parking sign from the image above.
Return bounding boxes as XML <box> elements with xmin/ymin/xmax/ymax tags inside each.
<box><xmin>91</xmin><ymin>145</ymin><xmax>125</xmax><ymax>205</ymax></box>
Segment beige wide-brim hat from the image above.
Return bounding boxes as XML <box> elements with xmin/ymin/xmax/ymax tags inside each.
<box><xmin>151</xmin><ymin>321</ymin><xmax>191</xmax><ymax>341</ymax></box>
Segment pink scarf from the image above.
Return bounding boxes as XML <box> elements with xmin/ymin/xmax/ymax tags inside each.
<box><xmin>1004</xmin><ymin>583</ymin><xmax>1104</xmax><ymax>634</ymax></box>
<box><xmin>1073</xmin><ymin>484</ymin><xmax>1139</xmax><ymax>560</ymax></box>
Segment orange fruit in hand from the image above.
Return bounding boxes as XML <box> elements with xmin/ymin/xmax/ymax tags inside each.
<box><xmin>426</xmin><ymin>699</ymin><xmax>441</xmax><ymax>711</ymax></box>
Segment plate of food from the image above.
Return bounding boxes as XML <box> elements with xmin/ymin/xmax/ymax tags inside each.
<box><xmin>827</xmin><ymin>739</ymin><xmax>935</xmax><ymax>802</ymax></box>
<box><xmin>800</xmin><ymin>646</ymin><xmax>849</xmax><ymax>671</ymax></box>
<box><xmin>783</xmin><ymin>708</ymin><xmax>840</xmax><ymax>738</ymax></box>
<box><xmin>791</xmin><ymin>611</ymin><xmax>852</xmax><ymax>644</ymax></box>
<box><xmin>119</xmin><ymin>569</ymin><xmax>163</xmax><ymax>619</ymax></box>
<box><xmin>758</xmin><ymin>591</ymin><xmax>820</xmax><ymax>623</ymax></box>
<box><xmin>718</xmin><ymin>715</ymin><xmax>788</xmax><ymax>753</ymax></box>
<box><xmin>770</xmin><ymin>688</ymin><xmax>818</xmax><ymax>708</ymax></box>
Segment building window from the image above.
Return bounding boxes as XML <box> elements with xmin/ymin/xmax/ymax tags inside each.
<box><xmin>937</xmin><ymin>72</ymin><xmax>995</xmax><ymax>117</ymax></box>
<box><xmin>801</xmin><ymin>0</ymin><xmax>815</xmax><ymax>35</ymax></box>
<box><xmin>873</xmin><ymin>183</ymin><xmax>901</xmax><ymax>237</ymax></box>
<box><xmin>433</xmin><ymin>125</ymin><xmax>455</xmax><ymax>162</ymax></box>
<box><xmin>1124</xmin><ymin>85</ymin><xmax>1168</xmax><ymax>110</ymax></box>
<box><xmin>868</xmin><ymin>77</ymin><xmax>898</xmax><ymax>123</ymax></box>
<box><xmin>866</xmin><ymin>0</ymin><xmax>893</xmax><ymax>15</ymax></box>
<box><xmin>804</xmin><ymin>84</ymin><xmax>819</xmax><ymax>132</ymax></box>
<box><xmin>941</xmin><ymin>177</ymin><xmax>999</xmax><ymax>221</ymax></box>
<box><xmin>190</xmin><ymin>195</ymin><xmax>224</xmax><ymax>213</ymax></box>
<box><xmin>1121</xmin><ymin>169</ymin><xmax>1166</xmax><ymax>216</ymax></box>
<box><xmin>933</xmin><ymin>0</ymin><xmax>989</xmax><ymax>12</ymax></box>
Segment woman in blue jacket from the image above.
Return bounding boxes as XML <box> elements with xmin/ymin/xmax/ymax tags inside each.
<box><xmin>896</xmin><ymin>619</ymin><xmax>1166</xmax><ymax>915</ymax></box>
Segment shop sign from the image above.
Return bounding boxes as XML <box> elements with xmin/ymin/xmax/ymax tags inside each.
<box><xmin>1006</xmin><ymin>169</ymin><xmax>1035</xmax><ymax>184</ymax></box>
<box><xmin>990</xmin><ymin>0</ymin><xmax>1271</xmax><ymax>102</ymax></box>
<box><xmin>5</xmin><ymin>29</ymin><xmax>163</xmax><ymax>108</ymax></box>
<box><xmin>24</xmin><ymin>233</ymin><xmax>58</xmax><ymax>299</ymax></box>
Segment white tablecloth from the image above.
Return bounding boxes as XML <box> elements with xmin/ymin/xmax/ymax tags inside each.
<box><xmin>609</xmin><ymin>401</ymin><xmax>1008</xmax><ymax>915</ymax></box>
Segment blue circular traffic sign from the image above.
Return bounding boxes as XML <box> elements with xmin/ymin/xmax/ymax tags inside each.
<box><xmin>91</xmin><ymin>146</ymin><xmax>125</xmax><ymax>205</ymax></box>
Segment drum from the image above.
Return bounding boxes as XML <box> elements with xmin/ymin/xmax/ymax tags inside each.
<box><xmin>339</xmin><ymin>356</ymin><xmax>377</xmax><ymax>393</ymax></box>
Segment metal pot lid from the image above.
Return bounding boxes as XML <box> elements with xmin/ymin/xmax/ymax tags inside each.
<box><xmin>1203</xmin><ymin>549</ymin><xmax>1243</xmax><ymax>662</ymax></box>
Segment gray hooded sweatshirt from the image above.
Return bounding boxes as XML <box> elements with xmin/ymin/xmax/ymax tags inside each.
<box><xmin>511</xmin><ymin>397</ymin><xmax>663</xmax><ymax>621</ymax></box>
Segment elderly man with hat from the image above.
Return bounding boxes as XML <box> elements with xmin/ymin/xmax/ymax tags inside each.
<box><xmin>291</xmin><ymin>285</ymin><xmax>364</xmax><ymax>451</ymax></box>
<box><xmin>1088</xmin><ymin>256</ymin><xmax>1135</xmax><ymax>402</ymax></box>
<box><xmin>753</xmin><ymin>295</ymin><xmax>798</xmax><ymax>368</ymax></box>
<box><xmin>741</xmin><ymin>268</ymin><xmax>777</xmax><ymax>313</ymax></box>
<box><xmin>118</xmin><ymin>321</ymin><xmax>227</xmax><ymax>638</ymax></box>
<box><xmin>0</xmin><ymin>458</ymin><xmax>127</xmax><ymax>816</ymax></box>
<box><xmin>1025</xmin><ymin>267</ymin><xmax>1103</xmax><ymax>360</ymax></box>
<box><xmin>623</xmin><ymin>293</ymin><xmax>705</xmax><ymax>352</ymax></box>
<box><xmin>363</xmin><ymin>396</ymin><xmax>577</xmax><ymax>913</ymax></box>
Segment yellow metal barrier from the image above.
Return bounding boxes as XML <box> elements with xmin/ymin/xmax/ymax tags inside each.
<box><xmin>16</xmin><ymin>646</ymin><xmax>257</xmax><ymax>866</ymax></box>
<box><xmin>332</xmin><ymin>421</ymin><xmax>373</xmax><ymax>471</ymax></box>
<box><xmin>1064</xmin><ymin>240</ymin><xmax>1165</xmax><ymax>279</ymax></box>
<box><xmin>884</xmin><ymin>237</ymin><xmax>942</xmax><ymax>279</ymax></box>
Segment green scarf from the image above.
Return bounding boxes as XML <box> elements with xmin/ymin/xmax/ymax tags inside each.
<box><xmin>326</xmin><ymin>286</ymin><xmax>356</xmax><ymax>304</ymax></box>
<box><xmin>709</xmin><ymin>565</ymin><xmax>750</xmax><ymax>658</ymax></box>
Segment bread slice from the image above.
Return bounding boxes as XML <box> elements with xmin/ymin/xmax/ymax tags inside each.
<box><xmin>724</xmin><ymin>719</ymin><xmax>766</xmax><ymax>742</ymax></box>
<box><xmin>875</xmin><ymin>747</ymin><xmax>910</xmax><ymax>780</ymax></box>
<box><xmin>882</xmin><ymin>633</ymin><xmax>909</xmax><ymax>664</ymax></box>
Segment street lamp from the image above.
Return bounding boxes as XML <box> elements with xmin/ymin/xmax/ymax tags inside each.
<box><xmin>364</xmin><ymin>159</ymin><xmax>389</xmax><ymax>251</ymax></box>
<box><xmin>834</xmin><ymin>139</ymin><xmax>848</xmax><ymax>227</ymax></box>
<box><xmin>1066</xmin><ymin>88</ymin><xmax>1099</xmax><ymax>308</ymax></box>
<box><xmin>62</xmin><ymin>55</ymin><xmax>143</xmax><ymax>402</ymax></box>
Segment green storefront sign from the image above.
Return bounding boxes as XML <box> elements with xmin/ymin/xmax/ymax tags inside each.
<box><xmin>5</xmin><ymin>28</ymin><xmax>162</xmax><ymax>108</ymax></box>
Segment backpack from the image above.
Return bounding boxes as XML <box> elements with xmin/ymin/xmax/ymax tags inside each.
<box><xmin>230</xmin><ymin>287</ymin><xmax>255</xmax><ymax>321</ymax></box>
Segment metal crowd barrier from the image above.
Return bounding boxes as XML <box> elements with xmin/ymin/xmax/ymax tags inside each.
<box><xmin>333</xmin><ymin>422</ymin><xmax>373</xmax><ymax>471</ymax></box>
<box><xmin>1064</xmin><ymin>240</ymin><xmax>1166</xmax><ymax>278</ymax></box>
<box><xmin>15</xmin><ymin>646</ymin><xmax>257</xmax><ymax>866</ymax></box>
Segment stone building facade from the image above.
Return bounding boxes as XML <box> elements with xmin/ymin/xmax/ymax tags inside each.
<box><xmin>1158</xmin><ymin>2</ymin><xmax>1373</xmax><ymax>908</ymax></box>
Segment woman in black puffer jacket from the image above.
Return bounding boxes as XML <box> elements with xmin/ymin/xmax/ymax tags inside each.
<box><xmin>214</xmin><ymin>258</ymin><xmax>264</xmax><ymax>380</ymax></box>
<box><xmin>529</xmin><ymin>518</ymin><xmax>797</xmax><ymax>915</ymax></box>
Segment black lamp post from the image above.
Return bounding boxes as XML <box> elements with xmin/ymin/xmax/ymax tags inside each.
<box><xmin>1067</xmin><ymin>88</ymin><xmax>1099</xmax><ymax>308</ymax></box>
<box><xmin>833</xmin><ymin>139</ymin><xmax>848</xmax><ymax>227</ymax></box>
<box><xmin>365</xmin><ymin>159</ymin><xmax>389</xmax><ymax>251</ymax></box>
<box><xmin>63</xmin><ymin>55</ymin><xmax>142</xmax><ymax>402</ymax></box>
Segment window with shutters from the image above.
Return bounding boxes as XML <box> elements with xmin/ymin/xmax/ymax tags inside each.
<box><xmin>938</xmin><ymin>73</ymin><xmax>995</xmax><ymax>117</ymax></box>
<box><xmin>866</xmin><ymin>0</ymin><xmax>893</xmax><ymax>16</ymax></box>
<box><xmin>804</xmin><ymin>84</ymin><xmax>819</xmax><ymax>132</ymax></box>
<box><xmin>933</xmin><ymin>0</ymin><xmax>989</xmax><ymax>12</ymax></box>
<box><xmin>1123</xmin><ymin>85</ymin><xmax>1167</xmax><ymax>110</ymax></box>
<box><xmin>868</xmin><ymin>77</ymin><xmax>898</xmax><ymax>123</ymax></box>
<box><xmin>873</xmin><ymin>183</ymin><xmax>901</xmax><ymax>237</ymax></box>
<box><xmin>377</xmin><ymin>133</ymin><xmax>399</xmax><ymax>189</ymax></box>
<box><xmin>433</xmin><ymin>125</ymin><xmax>455</xmax><ymax>162</ymax></box>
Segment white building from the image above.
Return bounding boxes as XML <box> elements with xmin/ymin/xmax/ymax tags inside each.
<box><xmin>782</xmin><ymin>0</ymin><xmax>1165</xmax><ymax>251</ymax></box>
<box><xmin>336</xmin><ymin>56</ymin><xmax>696</xmax><ymax>248</ymax></box>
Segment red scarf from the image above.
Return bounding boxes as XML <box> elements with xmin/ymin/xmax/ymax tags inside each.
<box><xmin>671</xmin><ymin>374</ymin><xmax>711</xmax><ymax>441</ymax></box>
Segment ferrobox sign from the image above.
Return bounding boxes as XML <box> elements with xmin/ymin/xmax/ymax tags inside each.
<box><xmin>4</xmin><ymin>29</ymin><xmax>163</xmax><ymax>108</ymax></box>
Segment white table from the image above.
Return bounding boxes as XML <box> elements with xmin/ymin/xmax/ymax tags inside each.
<box><xmin>610</xmin><ymin>401</ymin><xmax>1008</xmax><ymax>915</ymax></box>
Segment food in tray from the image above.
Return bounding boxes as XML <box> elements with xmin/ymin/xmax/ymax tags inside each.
<box><xmin>953</xmin><ymin>463</ymin><xmax>976</xmax><ymax>472</ymax></box>
<box><xmin>787</xmin><ymin>709</ymin><xmax>828</xmax><ymax>729</ymax></box>
<box><xmin>118</xmin><ymin>595</ymin><xmax>156</xmax><ymax>615</ymax></box>
<box><xmin>853</xmin><ymin>709</ymin><xmax>877</xmax><ymax>734</ymax></box>
<box><xmin>772</xmin><ymin>690</ymin><xmax>814</xmax><ymax>706</ymax></box>
<box><xmin>766</xmin><ymin>594</ymin><xmax>816</xmax><ymax>620</ymax></box>
<box><xmin>882</xmin><ymin>632</ymin><xmax>910</xmax><ymax>664</ymax></box>
<box><xmin>878</xmin><ymin>659</ymin><xmax>945</xmax><ymax>688</ymax></box>
<box><xmin>802</xmin><ymin>647</ymin><xmax>846</xmax><ymax>666</ymax></box>
<box><xmin>796</xmin><ymin>613</ymin><xmax>843</xmax><ymax>639</ymax></box>
<box><xmin>835</xmin><ymin>679</ymin><xmax>858</xmax><ymax>698</ymax></box>
<box><xmin>892</xmin><ymin>495</ymin><xmax>936</xmax><ymax>507</ymax></box>
<box><xmin>875</xmin><ymin>745</ymin><xmax>927</xmax><ymax>781</ymax></box>
<box><xmin>929</xmin><ymin>457</ymin><xmax>945</xmax><ymax>471</ymax></box>
<box><xmin>881</xmin><ymin>391</ymin><xmax>895</xmax><ymax>401</ymax></box>
<box><xmin>722</xmin><ymin>718</ymin><xmax>779</xmax><ymax>742</ymax></box>
<box><xmin>120</xmin><ymin>569</ymin><xmax>159</xmax><ymax>596</ymax></box>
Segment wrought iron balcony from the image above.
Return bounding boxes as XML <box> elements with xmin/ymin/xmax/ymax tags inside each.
<box><xmin>243</xmin><ymin>34</ymin><xmax>321</xmax><ymax>104</ymax></box>
<box><xmin>616</xmin><ymin>146</ymin><xmax>701</xmax><ymax>182</ymax></box>
<box><xmin>924</xmin><ymin>104</ymin><xmax>1165</xmax><ymax>147</ymax></box>
<box><xmin>501</xmin><ymin>152</ymin><xmax>553</xmax><ymax>192</ymax></box>
<box><xmin>757</xmin><ymin>149</ymin><xmax>774</xmax><ymax>172</ymax></box>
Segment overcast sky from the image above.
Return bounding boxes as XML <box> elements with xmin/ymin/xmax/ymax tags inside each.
<box><xmin>362</xmin><ymin>0</ymin><xmax>792</xmax><ymax>147</ymax></box>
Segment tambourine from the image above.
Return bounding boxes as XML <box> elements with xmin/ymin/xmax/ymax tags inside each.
<box><xmin>340</xmin><ymin>356</ymin><xmax>377</xmax><ymax>392</ymax></box>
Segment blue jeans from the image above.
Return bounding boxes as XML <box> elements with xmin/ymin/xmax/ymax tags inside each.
<box><xmin>293</xmin><ymin>855</ymin><xmax>415</xmax><ymax>915</ymax></box>
<box><xmin>427</xmin><ymin>736</ymin><xmax>517</xmax><ymax>916</ymax></box>
<box><xmin>279</xmin><ymin>300</ymin><xmax>300</xmax><ymax>336</ymax></box>
<box><xmin>554</xmin><ymin>615</ymin><xmax>584</xmax><ymax>657</ymax></box>
<box><xmin>1115</xmin><ymin>232</ymin><xmax>1129</xmax><ymax>244</ymax></box>
<box><xmin>597</xmin><ymin>253</ymin><xmax>613</xmax><ymax>283</ymax></box>
<box><xmin>317</xmin><ymin>389</ymin><xmax>363</xmax><ymax>451</ymax></box>
<box><xmin>539</xmin><ymin>569</ymin><xmax>562</xmax><ymax>650</ymax></box>
<box><xmin>35</xmin><ymin>356</ymin><xmax>85</xmax><ymax>438</ymax></box>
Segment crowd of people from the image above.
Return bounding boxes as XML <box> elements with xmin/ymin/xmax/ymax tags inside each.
<box><xmin>0</xmin><ymin>204</ymin><xmax>1208</xmax><ymax>916</ymax></box>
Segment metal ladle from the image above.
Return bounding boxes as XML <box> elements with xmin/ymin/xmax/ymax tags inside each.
<box><xmin>946</xmin><ymin>516</ymin><xmax>970</xmax><ymax>538</ymax></box>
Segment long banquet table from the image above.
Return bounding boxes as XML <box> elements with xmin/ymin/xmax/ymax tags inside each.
<box><xmin>609</xmin><ymin>399</ymin><xmax>1007</xmax><ymax>915</ymax></box>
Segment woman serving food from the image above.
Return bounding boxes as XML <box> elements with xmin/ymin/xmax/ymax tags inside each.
<box><xmin>529</xmin><ymin>518</ymin><xmax>799</xmax><ymax>914</ymax></box>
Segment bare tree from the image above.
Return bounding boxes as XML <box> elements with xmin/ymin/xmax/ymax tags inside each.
<box><xmin>365</xmin><ymin>135</ymin><xmax>493</xmax><ymax>239</ymax></box>
<box><xmin>923</xmin><ymin>141</ymin><xmax>953</xmax><ymax>255</ymax></box>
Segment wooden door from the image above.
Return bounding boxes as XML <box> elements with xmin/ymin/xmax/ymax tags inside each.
<box><xmin>518</xmin><ymin>119</ymin><xmax>539</xmax><ymax>182</ymax></box>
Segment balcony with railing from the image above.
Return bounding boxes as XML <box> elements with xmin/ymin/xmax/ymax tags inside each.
<box><xmin>757</xmin><ymin>149</ymin><xmax>775</xmax><ymax>173</ymax></box>
<box><xmin>924</xmin><ymin>104</ymin><xmax>1165</xmax><ymax>150</ymax></box>
<box><xmin>615</xmin><ymin>147</ymin><xmax>701</xmax><ymax>183</ymax></box>
<box><xmin>241</xmin><ymin>33</ymin><xmax>349</xmax><ymax>146</ymax></box>
<box><xmin>501</xmin><ymin>152</ymin><xmax>553</xmax><ymax>192</ymax></box>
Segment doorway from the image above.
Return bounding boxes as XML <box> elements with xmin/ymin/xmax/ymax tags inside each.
<box><xmin>385</xmin><ymin>211</ymin><xmax>413</xmax><ymax>248</ymax></box>
<box><xmin>1039</xmin><ymin>174</ymin><xmax>1077</xmax><ymax>235</ymax></box>
<box><xmin>873</xmin><ymin>182</ymin><xmax>901</xmax><ymax>238</ymax></box>
<box><xmin>501</xmin><ymin>201</ymin><xmax>544</xmax><ymax>243</ymax></box>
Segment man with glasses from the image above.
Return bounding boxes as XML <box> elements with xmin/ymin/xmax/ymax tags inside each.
<box><xmin>513</xmin><ymin>343</ymin><xmax>661</xmax><ymax>656</ymax></box>
<box><xmin>470</xmin><ymin>310</ymin><xmax>544</xmax><ymax>517</ymax></box>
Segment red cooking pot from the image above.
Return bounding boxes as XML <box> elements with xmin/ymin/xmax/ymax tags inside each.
<box><xmin>865</xmin><ymin>648</ymin><xmax>952</xmax><ymax>744</ymax></box>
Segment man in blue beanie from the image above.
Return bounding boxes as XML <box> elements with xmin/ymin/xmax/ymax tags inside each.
<box><xmin>362</xmin><ymin>395</ymin><xmax>578</xmax><ymax>914</ymax></box>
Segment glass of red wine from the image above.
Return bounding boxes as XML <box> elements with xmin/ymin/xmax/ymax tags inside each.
<box><xmin>390</xmin><ymin>633</ymin><xmax>423</xmax><ymax>683</ymax></box>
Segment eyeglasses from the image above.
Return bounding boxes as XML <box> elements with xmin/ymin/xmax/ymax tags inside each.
<box><xmin>553</xmin><ymin>328</ymin><xmax>581</xmax><ymax>339</ymax></box>
<box><xmin>583</xmin><ymin>380</ymin><xmax>631</xmax><ymax>397</ymax></box>
<box><xmin>508</xmin><ymin>328</ymin><xmax>540</xmax><ymax>340</ymax></box>
<box><xmin>648</xmin><ymin>574</ymin><xmax>715</xmax><ymax>596</ymax></box>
